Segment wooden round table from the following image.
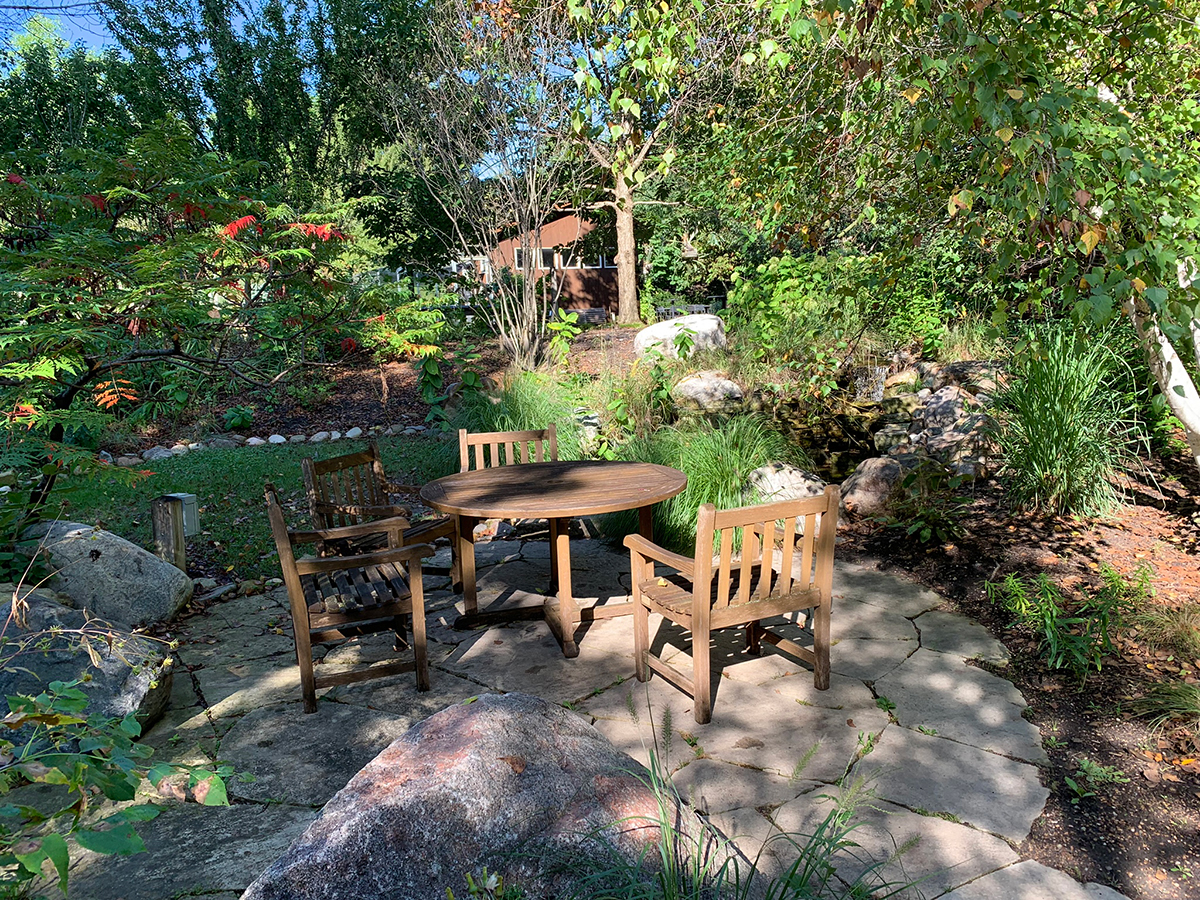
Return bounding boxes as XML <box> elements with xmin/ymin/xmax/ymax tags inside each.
<box><xmin>420</xmin><ymin>460</ymin><xmax>687</xmax><ymax>657</ymax></box>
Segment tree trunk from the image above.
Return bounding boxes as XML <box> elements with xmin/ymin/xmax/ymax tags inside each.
<box><xmin>614</xmin><ymin>176</ymin><xmax>640</xmax><ymax>324</ymax></box>
<box><xmin>1124</xmin><ymin>298</ymin><xmax>1200</xmax><ymax>472</ymax></box>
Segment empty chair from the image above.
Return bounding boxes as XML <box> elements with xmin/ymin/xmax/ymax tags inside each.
<box><xmin>458</xmin><ymin>423</ymin><xmax>557</xmax><ymax>472</ymax></box>
<box><xmin>265</xmin><ymin>483</ymin><xmax>435</xmax><ymax>713</ymax></box>
<box><xmin>302</xmin><ymin>439</ymin><xmax>458</xmax><ymax>588</ymax></box>
<box><xmin>626</xmin><ymin>486</ymin><xmax>840</xmax><ymax>723</ymax></box>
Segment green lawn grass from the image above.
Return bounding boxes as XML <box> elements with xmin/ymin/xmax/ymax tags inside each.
<box><xmin>53</xmin><ymin>437</ymin><xmax>459</xmax><ymax>582</ymax></box>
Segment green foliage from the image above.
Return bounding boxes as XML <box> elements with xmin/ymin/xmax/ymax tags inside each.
<box><xmin>879</xmin><ymin>460</ymin><xmax>969</xmax><ymax>545</ymax></box>
<box><xmin>453</xmin><ymin>373</ymin><xmax>584</xmax><ymax>462</ymax></box>
<box><xmin>546</xmin><ymin>310</ymin><xmax>583</xmax><ymax>367</ymax></box>
<box><xmin>1064</xmin><ymin>758</ymin><xmax>1129</xmax><ymax>805</ymax></box>
<box><xmin>990</xmin><ymin>326</ymin><xmax>1139</xmax><ymax>517</ymax></box>
<box><xmin>605</xmin><ymin>416</ymin><xmax>807</xmax><ymax>555</ymax></box>
<box><xmin>445</xmin><ymin>868</ymin><xmax>522</xmax><ymax>900</ymax></box>
<box><xmin>985</xmin><ymin>565</ymin><xmax>1141</xmax><ymax>683</ymax></box>
<box><xmin>359</xmin><ymin>281</ymin><xmax>452</xmax><ymax>361</ymax></box>
<box><xmin>1134</xmin><ymin>602</ymin><xmax>1200</xmax><ymax>662</ymax></box>
<box><xmin>603</xmin><ymin>357</ymin><xmax>676</xmax><ymax>440</ymax></box>
<box><xmin>0</xmin><ymin>680</ymin><xmax>231</xmax><ymax>898</ymax></box>
<box><xmin>222</xmin><ymin>406</ymin><xmax>255</xmax><ymax>432</ymax></box>
<box><xmin>1132</xmin><ymin>683</ymin><xmax>1200</xmax><ymax>734</ymax></box>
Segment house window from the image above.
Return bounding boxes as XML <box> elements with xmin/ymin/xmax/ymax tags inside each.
<box><xmin>603</xmin><ymin>255</ymin><xmax>617</xmax><ymax>269</ymax></box>
<box><xmin>540</xmin><ymin>248</ymin><xmax>556</xmax><ymax>269</ymax></box>
<box><xmin>582</xmin><ymin>254</ymin><xmax>604</xmax><ymax>269</ymax></box>
<box><xmin>560</xmin><ymin>248</ymin><xmax>581</xmax><ymax>269</ymax></box>
<box><xmin>513</xmin><ymin>248</ymin><xmax>526</xmax><ymax>270</ymax></box>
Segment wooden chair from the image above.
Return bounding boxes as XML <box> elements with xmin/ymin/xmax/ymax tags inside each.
<box><xmin>265</xmin><ymin>483</ymin><xmax>435</xmax><ymax>713</ymax></box>
<box><xmin>625</xmin><ymin>486</ymin><xmax>840</xmax><ymax>724</ymax></box>
<box><xmin>458</xmin><ymin>423</ymin><xmax>557</xmax><ymax>472</ymax></box>
<box><xmin>302</xmin><ymin>439</ymin><xmax>459</xmax><ymax>589</ymax></box>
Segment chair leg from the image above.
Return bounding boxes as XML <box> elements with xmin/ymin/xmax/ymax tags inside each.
<box><xmin>392</xmin><ymin>613</ymin><xmax>410</xmax><ymax>652</ymax></box>
<box><xmin>693</xmin><ymin>620</ymin><xmax>712</xmax><ymax>724</ymax></box>
<box><xmin>633</xmin><ymin>596</ymin><xmax>650</xmax><ymax>683</ymax></box>
<box><xmin>295</xmin><ymin>631</ymin><xmax>317</xmax><ymax>714</ymax></box>
<box><xmin>411</xmin><ymin>565</ymin><xmax>431</xmax><ymax>692</ymax></box>
<box><xmin>813</xmin><ymin>599</ymin><xmax>831</xmax><ymax>691</ymax></box>
<box><xmin>746</xmin><ymin>621</ymin><xmax>763</xmax><ymax>655</ymax></box>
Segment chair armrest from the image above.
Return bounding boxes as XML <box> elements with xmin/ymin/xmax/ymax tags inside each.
<box><xmin>294</xmin><ymin>543</ymin><xmax>435</xmax><ymax>575</ymax></box>
<box><xmin>313</xmin><ymin>500</ymin><xmax>411</xmax><ymax>519</ymax></box>
<box><xmin>623</xmin><ymin>534</ymin><xmax>695</xmax><ymax>578</ymax></box>
<box><xmin>290</xmin><ymin>515</ymin><xmax>412</xmax><ymax>545</ymax></box>
<box><xmin>382</xmin><ymin>480</ymin><xmax>419</xmax><ymax>495</ymax></box>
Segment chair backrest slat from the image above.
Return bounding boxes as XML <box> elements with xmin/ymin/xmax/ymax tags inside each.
<box><xmin>302</xmin><ymin>440</ymin><xmax>397</xmax><ymax>530</ymax></box>
<box><xmin>702</xmin><ymin>488</ymin><xmax>840</xmax><ymax>609</ymax></box>
<box><xmin>458</xmin><ymin>424</ymin><xmax>558</xmax><ymax>472</ymax></box>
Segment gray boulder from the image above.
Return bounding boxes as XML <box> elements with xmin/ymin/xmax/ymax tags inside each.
<box><xmin>873</xmin><ymin>423</ymin><xmax>910</xmax><ymax>454</ymax></box>
<box><xmin>243</xmin><ymin>692</ymin><xmax>736</xmax><ymax>900</ymax></box>
<box><xmin>916</xmin><ymin>385</ymin><xmax>976</xmax><ymax>433</ymax></box>
<box><xmin>672</xmin><ymin>371</ymin><xmax>744</xmax><ymax>414</ymax></box>
<box><xmin>634</xmin><ymin>314</ymin><xmax>726</xmax><ymax>359</ymax></box>
<box><xmin>840</xmin><ymin>457</ymin><xmax>903</xmax><ymax>519</ymax></box>
<box><xmin>931</xmin><ymin>360</ymin><xmax>1006</xmax><ymax>396</ymax></box>
<box><xmin>23</xmin><ymin>521</ymin><xmax>193</xmax><ymax>626</ymax></box>
<box><xmin>141</xmin><ymin>446</ymin><xmax>173</xmax><ymax>461</ymax></box>
<box><xmin>747</xmin><ymin>462</ymin><xmax>825</xmax><ymax>503</ymax></box>
<box><xmin>0</xmin><ymin>588</ymin><xmax>173</xmax><ymax>726</ymax></box>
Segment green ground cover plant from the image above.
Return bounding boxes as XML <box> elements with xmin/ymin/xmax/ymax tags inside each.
<box><xmin>985</xmin><ymin>564</ymin><xmax>1146</xmax><ymax>683</ymax></box>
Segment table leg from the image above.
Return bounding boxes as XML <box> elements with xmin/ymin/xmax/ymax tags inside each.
<box><xmin>548</xmin><ymin>518</ymin><xmax>560</xmax><ymax>594</ymax></box>
<box><xmin>638</xmin><ymin>505</ymin><xmax>654</xmax><ymax>541</ymax></box>
<box><xmin>544</xmin><ymin>516</ymin><xmax>578</xmax><ymax>658</ymax></box>
<box><xmin>457</xmin><ymin>515</ymin><xmax>478</xmax><ymax>615</ymax></box>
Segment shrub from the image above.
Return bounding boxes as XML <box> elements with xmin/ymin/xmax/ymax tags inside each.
<box><xmin>1135</xmin><ymin>602</ymin><xmax>1200</xmax><ymax>662</ymax></box>
<box><xmin>1133</xmin><ymin>683</ymin><xmax>1200</xmax><ymax>734</ymax></box>
<box><xmin>358</xmin><ymin>281</ymin><xmax>451</xmax><ymax>360</ymax></box>
<box><xmin>879</xmin><ymin>459</ymin><xmax>970</xmax><ymax>545</ymax></box>
<box><xmin>985</xmin><ymin>564</ymin><xmax>1140</xmax><ymax>683</ymax></box>
<box><xmin>604</xmin><ymin>416</ymin><xmax>808</xmax><ymax>554</ymax></box>
<box><xmin>990</xmin><ymin>325</ymin><xmax>1138</xmax><ymax>517</ymax></box>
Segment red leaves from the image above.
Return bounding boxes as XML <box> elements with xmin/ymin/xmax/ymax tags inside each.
<box><xmin>286</xmin><ymin>222</ymin><xmax>347</xmax><ymax>241</ymax></box>
<box><xmin>5</xmin><ymin>173</ymin><xmax>25</xmax><ymax>185</ymax></box>
<box><xmin>340</xmin><ymin>337</ymin><xmax>359</xmax><ymax>354</ymax></box>
<box><xmin>83</xmin><ymin>194</ymin><xmax>107</xmax><ymax>211</ymax></box>
<box><xmin>5</xmin><ymin>404</ymin><xmax>38</xmax><ymax>427</ymax></box>
<box><xmin>183</xmin><ymin>202</ymin><xmax>208</xmax><ymax>221</ymax></box>
<box><xmin>222</xmin><ymin>214</ymin><xmax>260</xmax><ymax>239</ymax></box>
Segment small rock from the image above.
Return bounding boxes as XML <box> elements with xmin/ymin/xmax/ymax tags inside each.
<box><xmin>344</xmin><ymin>427</ymin><xmax>363</xmax><ymax>439</ymax></box>
<box><xmin>746</xmin><ymin>462</ymin><xmax>825</xmax><ymax>504</ymax></box>
<box><xmin>383</xmin><ymin>425</ymin><xmax>402</xmax><ymax>436</ymax></box>
<box><xmin>246</xmin><ymin>437</ymin><xmax>267</xmax><ymax>446</ymax></box>
<box><xmin>170</xmin><ymin>444</ymin><xmax>189</xmax><ymax>456</ymax></box>
<box><xmin>229</xmin><ymin>433</ymin><xmax>248</xmax><ymax>445</ymax></box>
<box><xmin>194</xmin><ymin>577</ymin><xmax>219</xmax><ymax>592</ymax></box>
<box><xmin>98</xmin><ymin>450</ymin><xmax>115</xmax><ymax>464</ymax></box>
<box><xmin>288</xmin><ymin>435</ymin><xmax>308</xmax><ymax>444</ymax></box>
<box><xmin>237</xmin><ymin>579</ymin><xmax>266</xmax><ymax>596</ymax></box>
<box><xmin>310</xmin><ymin>431</ymin><xmax>330</xmax><ymax>443</ymax></box>
<box><xmin>116</xmin><ymin>456</ymin><xmax>141</xmax><ymax>467</ymax></box>
<box><xmin>142</xmin><ymin>446</ymin><xmax>173</xmax><ymax>461</ymax></box>
<box><xmin>329</xmin><ymin>431</ymin><xmax>342</xmax><ymax>441</ymax></box>
<box><xmin>207</xmin><ymin>438</ymin><xmax>238</xmax><ymax>450</ymax></box>
<box><xmin>268</xmin><ymin>434</ymin><xmax>287</xmax><ymax>445</ymax></box>
<box><xmin>671</xmin><ymin>371</ymin><xmax>744</xmax><ymax>414</ymax></box>
<box><xmin>917</xmin><ymin>385</ymin><xmax>977</xmax><ymax>433</ymax></box>
<box><xmin>188</xmin><ymin>442</ymin><xmax>206</xmax><ymax>452</ymax></box>
<box><xmin>884</xmin><ymin>369</ymin><xmax>920</xmax><ymax>390</ymax></box>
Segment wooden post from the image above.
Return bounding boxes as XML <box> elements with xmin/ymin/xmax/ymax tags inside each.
<box><xmin>151</xmin><ymin>495</ymin><xmax>187</xmax><ymax>572</ymax></box>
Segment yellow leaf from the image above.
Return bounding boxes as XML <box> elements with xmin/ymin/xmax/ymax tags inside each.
<box><xmin>995</xmin><ymin>126</ymin><xmax>1014</xmax><ymax>143</ymax></box>
<box><xmin>1080</xmin><ymin>228</ymin><xmax>1101</xmax><ymax>254</ymax></box>
<box><xmin>901</xmin><ymin>87</ymin><xmax>923</xmax><ymax>105</ymax></box>
<box><xmin>1006</xmin><ymin>88</ymin><xmax>1024</xmax><ymax>100</ymax></box>
<box><xmin>1132</xmin><ymin>277</ymin><xmax>1146</xmax><ymax>293</ymax></box>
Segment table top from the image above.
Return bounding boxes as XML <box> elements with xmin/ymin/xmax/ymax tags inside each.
<box><xmin>419</xmin><ymin>460</ymin><xmax>687</xmax><ymax>519</ymax></box>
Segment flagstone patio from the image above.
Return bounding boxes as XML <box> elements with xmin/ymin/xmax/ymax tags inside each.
<box><xmin>62</xmin><ymin>529</ymin><xmax>1131</xmax><ymax>900</ymax></box>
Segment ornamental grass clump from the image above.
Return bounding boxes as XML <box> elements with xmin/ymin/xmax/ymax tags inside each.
<box><xmin>606</xmin><ymin>416</ymin><xmax>809</xmax><ymax>554</ymax></box>
<box><xmin>990</xmin><ymin>326</ymin><xmax>1138</xmax><ymax>517</ymax></box>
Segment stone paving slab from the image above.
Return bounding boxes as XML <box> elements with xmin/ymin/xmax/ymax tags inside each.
<box><xmin>862</xmin><ymin>727</ymin><xmax>1050</xmax><ymax>842</ymax></box>
<box><xmin>828</xmin><ymin>637</ymin><xmax>916</xmax><ymax>682</ymax></box>
<box><xmin>914</xmin><ymin>611</ymin><xmax>1010</xmax><ymax>663</ymax></box>
<box><xmin>833</xmin><ymin>561</ymin><xmax>944</xmax><ymax>618</ymax></box>
<box><xmin>833</xmin><ymin>596</ymin><xmax>920</xmax><ymax>642</ymax></box>
<box><xmin>65</xmin><ymin>802</ymin><xmax>318</xmax><ymax>900</ymax></box>
<box><xmin>671</xmin><ymin>757</ymin><xmax>823</xmax><ymax>815</ymax></box>
<box><xmin>771</xmin><ymin>794</ymin><xmax>1019</xmax><ymax>899</ymax></box>
<box><xmin>874</xmin><ymin>649</ymin><xmax>1047</xmax><ymax>764</ymax></box>
<box><xmin>940</xmin><ymin>859</ymin><xmax>1129</xmax><ymax>900</ymax></box>
<box><xmin>222</xmin><ymin>701</ymin><xmax>416</xmax><ymax>806</ymax></box>
<box><xmin>443</xmin><ymin>618</ymin><xmax>634</xmax><ymax>704</ymax></box>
